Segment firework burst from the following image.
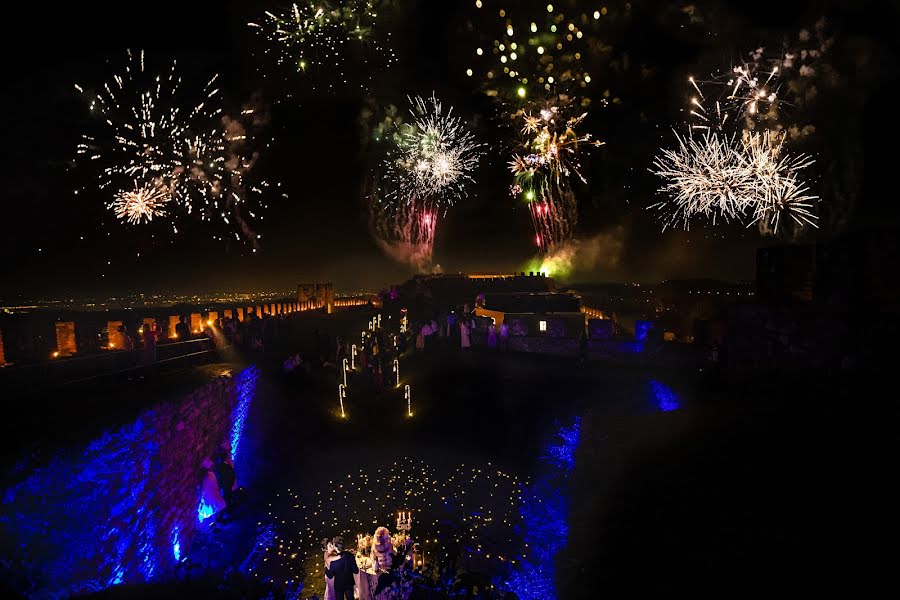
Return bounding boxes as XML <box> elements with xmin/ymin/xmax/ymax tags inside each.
<box><xmin>111</xmin><ymin>180</ymin><xmax>170</xmax><ymax>224</ymax></box>
<box><xmin>369</xmin><ymin>95</ymin><xmax>481</xmax><ymax>272</ymax></box>
<box><xmin>385</xmin><ymin>94</ymin><xmax>483</xmax><ymax>208</ymax></box>
<box><xmin>76</xmin><ymin>49</ymin><xmax>225</xmax><ymax>205</ymax></box>
<box><xmin>248</xmin><ymin>1</ymin><xmax>396</xmax><ymax>92</ymax></box>
<box><xmin>508</xmin><ymin>103</ymin><xmax>602</xmax><ymax>251</ymax></box>
<box><xmin>76</xmin><ymin>50</ymin><xmax>276</xmax><ymax>244</ymax></box>
<box><xmin>651</xmin><ymin>130</ymin><xmax>818</xmax><ymax>233</ymax></box>
<box><xmin>742</xmin><ymin>131</ymin><xmax>819</xmax><ymax>233</ymax></box>
<box><xmin>650</xmin><ymin>131</ymin><xmax>749</xmax><ymax>229</ymax></box>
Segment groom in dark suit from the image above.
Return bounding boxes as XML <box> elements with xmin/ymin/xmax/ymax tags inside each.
<box><xmin>325</xmin><ymin>536</ymin><xmax>359</xmax><ymax>600</ymax></box>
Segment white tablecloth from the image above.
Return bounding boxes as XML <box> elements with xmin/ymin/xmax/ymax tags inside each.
<box><xmin>354</xmin><ymin>569</ymin><xmax>377</xmax><ymax>600</ymax></box>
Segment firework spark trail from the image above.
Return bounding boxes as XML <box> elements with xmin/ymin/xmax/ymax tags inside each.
<box><xmin>685</xmin><ymin>44</ymin><xmax>813</xmax><ymax>134</ymax></box>
<box><xmin>527</xmin><ymin>191</ymin><xmax>575</xmax><ymax>252</ymax></box>
<box><xmin>248</xmin><ymin>1</ymin><xmax>396</xmax><ymax>92</ymax></box>
<box><xmin>727</xmin><ymin>61</ymin><xmax>780</xmax><ymax>118</ymax></box>
<box><xmin>508</xmin><ymin>103</ymin><xmax>602</xmax><ymax>251</ymax></box>
<box><xmin>369</xmin><ymin>183</ymin><xmax>439</xmax><ymax>273</ymax></box>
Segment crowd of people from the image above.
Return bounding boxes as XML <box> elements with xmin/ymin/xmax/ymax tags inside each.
<box><xmin>412</xmin><ymin>311</ymin><xmax>510</xmax><ymax>352</ymax></box>
<box><xmin>114</xmin><ymin>308</ymin><xmax>305</xmax><ymax>364</ymax></box>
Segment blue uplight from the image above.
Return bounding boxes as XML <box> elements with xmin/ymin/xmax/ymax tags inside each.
<box><xmin>230</xmin><ymin>366</ymin><xmax>260</xmax><ymax>463</ymax></box>
<box><xmin>542</xmin><ymin>417</ymin><xmax>581</xmax><ymax>472</ymax></box>
<box><xmin>649</xmin><ymin>379</ymin><xmax>681</xmax><ymax>412</ymax></box>
<box><xmin>635</xmin><ymin>320</ymin><xmax>653</xmax><ymax>342</ymax></box>
<box><xmin>172</xmin><ymin>527</ymin><xmax>181</xmax><ymax>562</ymax></box>
<box><xmin>197</xmin><ymin>497</ymin><xmax>217</xmax><ymax>523</ymax></box>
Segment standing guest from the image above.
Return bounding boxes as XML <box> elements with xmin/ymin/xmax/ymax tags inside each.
<box><xmin>214</xmin><ymin>449</ymin><xmax>236</xmax><ymax>514</ymax></box>
<box><xmin>499</xmin><ymin>322</ymin><xmax>510</xmax><ymax>352</ymax></box>
<box><xmin>374</xmin><ymin>357</ymin><xmax>384</xmax><ymax>392</ymax></box>
<box><xmin>437</xmin><ymin>314</ymin><xmax>447</xmax><ymax>341</ymax></box>
<box><xmin>371</xmin><ymin>527</ymin><xmax>394</xmax><ymax>573</ymax></box>
<box><xmin>429</xmin><ymin>318</ymin><xmax>439</xmax><ymax>341</ymax></box>
<box><xmin>119</xmin><ymin>325</ymin><xmax>135</xmax><ymax>351</ymax></box>
<box><xmin>199</xmin><ymin>458</ymin><xmax>226</xmax><ymax>520</ymax></box>
<box><xmin>447</xmin><ymin>312</ymin><xmax>459</xmax><ymax>344</ymax></box>
<box><xmin>371</xmin><ymin>527</ymin><xmax>395</xmax><ymax>599</ymax></box>
<box><xmin>459</xmin><ymin>320</ymin><xmax>471</xmax><ymax>349</ymax></box>
<box><xmin>487</xmin><ymin>322</ymin><xmax>498</xmax><ymax>349</ymax></box>
<box><xmin>175</xmin><ymin>316</ymin><xmax>190</xmax><ymax>341</ymax></box>
<box><xmin>359</xmin><ymin>345</ymin><xmax>368</xmax><ymax>372</ymax></box>
<box><xmin>142</xmin><ymin>321</ymin><xmax>159</xmax><ymax>363</ymax></box>
<box><xmin>337</xmin><ymin>339</ymin><xmax>347</xmax><ymax>366</ymax></box>
<box><xmin>325</xmin><ymin>536</ymin><xmax>359</xmax><ymax>600</ymax></box>
<box><xmin>417</xmin><ymin>322</ymin><xmax>430</xmax><ymax>351</ymax></box>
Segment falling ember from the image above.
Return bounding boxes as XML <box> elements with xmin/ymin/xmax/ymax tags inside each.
<box><xmin>111</xmin><ymin>182</ymin><xmax>169</xmax><ymax>224</ymax></box>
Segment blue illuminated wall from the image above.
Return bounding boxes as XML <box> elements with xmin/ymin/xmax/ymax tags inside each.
<box><xmin>0</xmin><ymin>365</ymin><xmax>259</xmax><ymax>599</ymax></box>
<box><xmin>505</xmin><ymin>417</ymin><xmax>581</xmax><ymax>600</ymax></box>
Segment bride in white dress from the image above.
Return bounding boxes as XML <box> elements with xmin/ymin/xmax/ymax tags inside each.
<box><xmin>323</xmin><ymin>540</ymin><xmax>339</xmax><ymax>600</ymax></box>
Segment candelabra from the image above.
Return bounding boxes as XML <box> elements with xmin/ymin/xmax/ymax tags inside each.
<box><xmin>396</xmin><ymin>511</ymin><xmax>412</xmax><ymax>535</ymax></box>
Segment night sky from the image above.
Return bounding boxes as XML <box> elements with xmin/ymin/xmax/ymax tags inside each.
<box><xmin>1</xmin><ymin>0</ymin><xmax>898</xmax><ymax>299</ymax></box>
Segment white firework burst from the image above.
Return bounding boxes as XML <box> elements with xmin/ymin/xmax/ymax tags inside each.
<box><xmin>111</xmin><ymin>181</ymin><xmax>170</xmax><ymax>224</ymax></box>
<box><xmin>651</xmin><ymin>130</ymin><xmax>819</xmax><ymax>232</ymax></box>
<box><xmin>385</xmin><ymin>94</ymin><xmax>483</xmax><ymax>209</ymax></box>
<box><xmin>650</xmin><ymin>131</ymin><xmax>750</xmax><ymax>229</ymax></box>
